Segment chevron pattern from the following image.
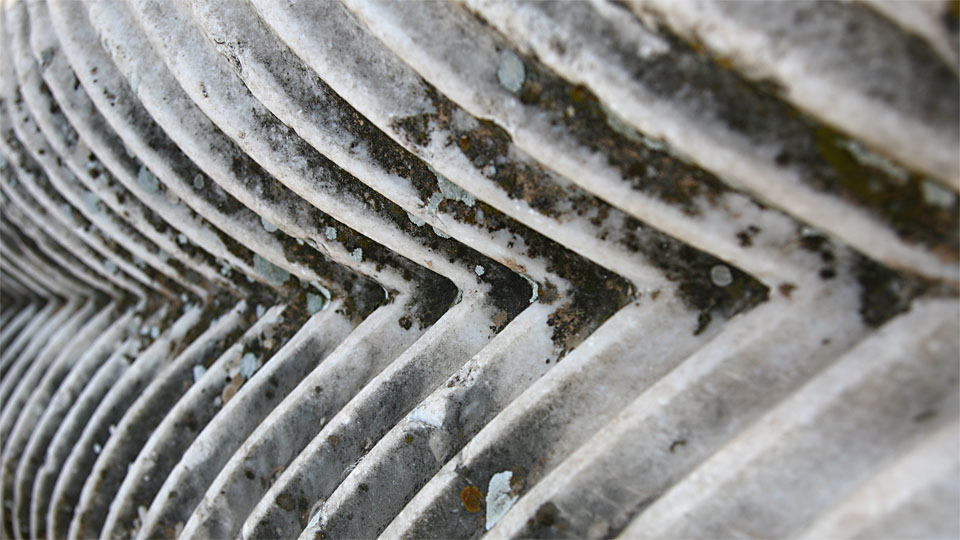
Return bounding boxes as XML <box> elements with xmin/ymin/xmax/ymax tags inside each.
<box><xmin>0</xmin><ymin>1</ymin><xmax>958</xmax><ymax>539</ymax></box>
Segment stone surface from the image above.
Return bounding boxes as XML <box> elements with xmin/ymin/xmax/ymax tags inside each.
<box><xmin>0</xmin><ymin>1</ymin><xmax>956</xmax><ymax>539</ymax></box>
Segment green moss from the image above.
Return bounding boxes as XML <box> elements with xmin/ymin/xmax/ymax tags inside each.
<box><xmin>636</xmin><ymin>19</ymin><xmax>958</xmax><ymax>259</ymax></box>
<box><xmin>812</xmin><ymin>126</ymin><xmax>958</xmax><ymax>258</ymax></box>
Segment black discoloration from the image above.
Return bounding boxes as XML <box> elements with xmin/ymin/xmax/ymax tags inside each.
<box><xmin>620</xmin><ymin>218</ymin><xmax>768</xmax><ymax>334</ymax></box>
<box><xmin>517</xmin><ymin>64</ymin><xmax>728</xmax><ymax>217</ymax></box>
<box><xmin>854</xmin><ymin>253</ymin><xmax>929</xmax><ymax>328</ymax></box>
<box><xmin>523</xmin><ymin>501</ymin><xmax>572</xmax><ymax>538</ymax></box>
<box><xmin>467</xmin><ymin>8</ymin><xmax>737</xmax><ymax>218</ymax></box>
<box><xmin>543</xmin><ymin>256</ymin><xmax>631</xmax><ymax>351</ymax></box>
<box><xmin>620</xmin><ymin>8</ymin><xmax>959</xmax><ymax>258</ymax></box>
<box><xmin>410</xmin><ymin>276</ymin><xmax>460</xmax><ymax>329</ymax></box>
<box><xmin>390</xmin><ymin>69</ymin><xmax>766</xmax><ymax>341</ymax></box>
<box><xmin>275</xmin><ymin>493</ymin><xmax>297</xmax><ymax>512</ymax></box>
<box><xmin>810</xmin><ymin>125</ymin><xmax>958</xmax><ymax>259</ymax></box>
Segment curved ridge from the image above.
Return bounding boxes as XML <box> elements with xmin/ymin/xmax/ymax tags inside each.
<box><xmin>0</xmin><ymin>1</ymin><xmax>956</xmax><ymax>539</ymax></box>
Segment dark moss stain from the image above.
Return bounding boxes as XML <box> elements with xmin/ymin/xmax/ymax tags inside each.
<box><xmin>42</xmin><ymin>60</ymin><xmax>343</xmax><ymax>300</ymax></box>
<box><xmin>190</xmin><ymin>30</ymin><xmax>641</xmax><ymax>348</ymax></box>
<box><xmin>517</xmin><ymin>65</ymin><xmax>728</xmax><ymax>217</ymax></box>
<box><xmin>275</xmin><ymin>230</ymin><xmax>384</xmax><ymax>323</ymax></box>
<box><xmin>453</xmin><ymin>196</ymin><xmax>627</xmax><ymax>346</ymax></box>
<box><xmin>809</xmin><ymin>126</ymin><xmax>958</xmax><ymax>258</ymax></box>
<box><xmin>175</xmin><ymin>295</ymin><xmax>239</xmax><ymax>360</ymax></box>
<box><xmin>522</xmin><ymin>501</ymin><xmax>571</xmax><ymax>539</ymax></box>
<box><xmin>275</xmin><ymin>493</ymin><xmax>297</xmax><ymax>512</ymax></box>
<box><xmin>913</xmin><ymin>408</ymin><xmax>938</xmax><ymax>423</ymax></box>
<box><xmin>798</xmin><ymin>227</ymin><xmax>844</xmax><ymax>283</ymax></box>
<box><xmin>544</xmin><ymin>256</ymin><xmax>631</xmax><ymax>351</ymax></box>
<box><xmin>392</xmin><ymin>114</ymin><xmax>431</xmax><ymax>148</ymax></box>
<box><xmin>245</xmin><ymin>95</ymin><xmax>538</xmax><ymax>333</ymax></box>
<box><xmin>265</xmin><ymin>289</ymin><xmax>316</xmax><ymax>349</ymax></box>
<box><xmin>384</xmin><ymin>54</ymin><xmax>769</xmax><ymax>341</ymax></box>
<box><xmin>226</xmin><ymin>34</ymin><xmax>448</xmax><ymax>214</ymax></box>
<box><xmin>779</xmin><ymin>283</ymin><xmax>797</xmax><ymax>298</ymax></box>
<box><xmin>736</xmin><ymin>225</ymin><xmax>760</xmax><ymax>247</ymax></box>
<box><xmin>270</xmin><ymin>200</ymin><xmax>460</xmax><ymax>330</ymax></box>
<box><xmin>475</xmin><ymin>4</ymin><xmax>960</xmax><ymax>267</ymax></box>
<box><xmin>793</xmin><ymin>223</ymin><xmax>954</xmax><ymax>329</ymax></box>
<box><xmin>74</xmin><ymin>158</ymin><xmax>211</xmax><ymax>290</ymax></box>
<box><xmin>391</xmin><ymin>86</ymin><xmax>576</xmax><ymax>221</ymax></box>
<box><xmin>467</xmin><ymin>10</ymin><xmax>745</xmax><ymax>220</ymax></box>
<box><xmin>0</xmin><ymin>216</ymin><xmax>105</xmax><ymax>305</ymax></box>
<box><xmin>7</xmin><ymin>99</ymin><xmax>221</xmax><ymax>301</ymax></box>
<box><xmin>135</xmin><ymin>297</ymin><xmax>321</xmax><ymax>538</ymax></box>
<box><xmin>620</xmin><ymin>217</ymin><xmax>768</xmax><ymax>334</ymax></box>
<box><xmin>944</xmin><ymin>1</ymin><xmax>960</xmax><ymax>34</ymax></box>
<box><xmin>615</xmin><ymin>10</ymin><xmax>959</xmax><ymax>258</ymax></box>
<box><xmin>209</xmin><ymin>226</ymin><xmax>255</xmax><ymax>269</ymax></box>
<box><xmin>854</xmin><ymin>253</ymin><xmax>930</xmax><ymax>328</ymax></box>
<box><xmin>383</xmin><ymin>119</ymin><xmax>629</xmax><ymax>343</ymax></box>
<box><xmin>125</xmin><ymin>95</ymin><xmax>267</xmax><ymax>239</ymax></box>
<box><xmin>457</xmin><ymin>118</ymin><xmax>570</xmax><ymax>219</ymax></box>
<box><xmin>411</xmin><ymin>278</ymin><xmax>460</xmax><ymax>329</ymax></box>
